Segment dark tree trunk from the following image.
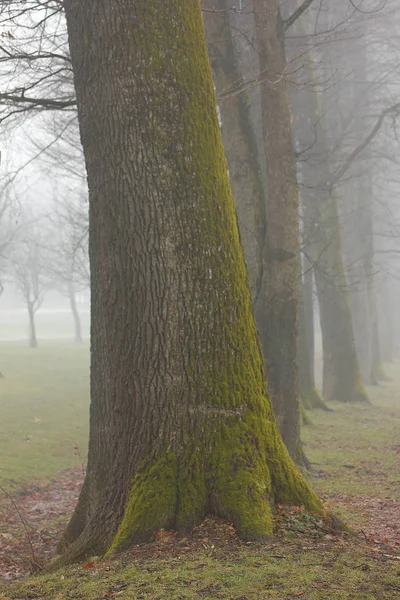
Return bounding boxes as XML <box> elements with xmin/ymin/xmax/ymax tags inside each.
<box><xmin>252</xmin><ymin>0</ymin><xmax>301</xmax><ymax>461</ymax></box>
<box><xmin>68</xmin><ymin>281</ymin><xmax>82</xmax><ymax>343</ymax></box>
<box><xmin>59</xmin><ymin>0</ymin><xmax>322</xmax><ymax>564</ymax></box>
<box><xmin>203</xmin><ymin>1</ymin><xmax>304</xmax><ymax>463</ymax></box>
<box><xmin>27</xmin><ymin>301</ymin><xmax>37</xmax><ymax>348</ymax></box>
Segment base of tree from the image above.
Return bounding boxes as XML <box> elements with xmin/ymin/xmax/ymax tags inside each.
<box><xmin>299</xmin><ymin>401</ymin><xmax>313</xmax><ymax>426</ymax></box>
<box><xmin>324</xmin><ymin>372</ymin><xmax>370</xmax><ymax>404</ymax></box>
<box><xmin>302</xmin><ymin>388</ymin><xmax>333</xmax><ymax>412</ymax></box>
<box><xmin>373</xmin><ymin>362</ymin><xmax>392</xmax><ymax>382</ymax></box>
<box><xmin>294</xmin><ymin>440</ymin><xmax>312</xmax><ymax>472</ymax></box>
<box><xmin>52</xmin><ymin>422</ymin><xmax>333</xmax><ymax>566</ymax></box>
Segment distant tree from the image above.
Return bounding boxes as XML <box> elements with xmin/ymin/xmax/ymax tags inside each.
<box><xmin>47</xmin><ymin>195</ymin><xmax>89</xmax><ymax>342</ymax></box>
<box><xmin>10</xmin><ymin>225</ymin><xmax>51</xmax><ymax>347</ymax></box>
<box><xmin>54</xmin><ymin>0</ymin><xmax>325</xmax><ymax>563</ymax></box>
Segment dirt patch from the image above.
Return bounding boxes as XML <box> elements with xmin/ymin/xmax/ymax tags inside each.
<box><xmin>0</xmin><ymin>469</ymin><xmax>82</xmax><ymax>583</ymax></box>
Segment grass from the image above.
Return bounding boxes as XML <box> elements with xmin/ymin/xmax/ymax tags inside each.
<box><xmin>303</xmin><ymin>363</ymin><xmax>400</xmax><ymax>500</ymax></box>
<box><xmin>0</xmin><ymin>340</ymin><xmax>89</xmax><ymax>488</ymax></box>
<box><xmin>1</xmin><ymin>341</ymin><xmax>400</xmax><ymax>598</ymax></box>
<box><xmin>3</xmin><ymin>541</ymin><xmax>399</xmax><ymax>599</ymax></box>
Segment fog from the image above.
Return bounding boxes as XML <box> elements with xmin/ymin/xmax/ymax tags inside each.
<box><xmin>0</xmin><ymin>0</ymin><xmax>399</xmax><ymax>591</ymax></box>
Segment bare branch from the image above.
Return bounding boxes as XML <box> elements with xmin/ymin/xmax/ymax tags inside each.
<box><xmin>284</xmin><ymin>0</ymin><xmax>316</xmax><ymax>31</ymax></box>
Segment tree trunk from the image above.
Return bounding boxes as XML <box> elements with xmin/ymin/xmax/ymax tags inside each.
<box><xmin>60</xmin><ymin>0</ymin><xmax>322</xmax><ymax>563</ymax></box>
<box><xmin>303</xmin><ymin>261</ymin><xmax>315</xmax><ymax>380</ymax></box>
<box><xmin>379</xmin><ymin>277</ymin><xmax>395</xmax><ymax>364</ymax></box>
<box><xmin>371</xmin><ymin>310</ymin><xmax>388</xmax><ymax>381</ymax></box>
<box><xmin>68</xmin><ymin>281</ymin><xmax>83</xmax><ymax>343</ymax></box>
<box><xmin>251</xmin><ymin>0</ymin><xmax>301</xmax><ymax>461</ymax></box>
<box><xmin>203</xmin><ymin>0</ymin><xmax>266</xmax><ymax>300</ymax></box>
<box><xmin>287</xmin><ymin>24</ymin><xmax>367</xmax><ymax>404</ymax></box>
<box><xmin>27</xmin><ymin>301</ymin><xmax>37</xmax><ymax>348</ymax></box>
<box><xmin>303</xmin><ymin>189</ymin><xmax>368</xmax><ymax>403</ymax></box>
<box><xmin>203</xmin><ymin>1</ymin><xmax>304</xmax><ymax>463</ymax></box>
<box><xmin>298</xmin><ymin>267</ymin><xmax>329</xmax><ymax>411</ymax></box>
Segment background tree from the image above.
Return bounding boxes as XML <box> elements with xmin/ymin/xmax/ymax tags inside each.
<box><xmin>203</xmin><ymin>0</ymin><xmax>315</xmax><ymax>463</ymax></box>
<box><xmin>46</xmin><ymin>194</ymin><xmax>89</xmax><ymax>342</ymax></box>
<box><xmin>9</xmin><ymin>224</ymin><xmax>51</xmax><ymax>348</ymax></box>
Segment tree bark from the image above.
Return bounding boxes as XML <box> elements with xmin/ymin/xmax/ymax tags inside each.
<box><xmin>68</xmin><ymin>280</ymin><xmax>82</xmax><ymax>343</ymax></box>
<box><xmin>27</xmin><ymin>301</ymin><xmax>37</xmax><ymax>348</ymax></box>
<box><xmin>203</xmin><ymin>0</ymin><xmax>266</xmax><ymax>300</ymax></box>
<box><xmin>203</xmin><ymin>0</ymin><xmax>304</xmax><ymax>463</ymax></box>
<box><xmin>252</xmin><ymin>0</ymin><xmax>301</xmax><ymax>460</ymax></box>
<box><xmin>59</xmin><ymin>0</ymin><xmax>322</xmax><ymax>563</ymax></box>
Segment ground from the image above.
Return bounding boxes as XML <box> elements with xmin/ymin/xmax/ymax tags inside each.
<box><xmin>0</xmin><ymin>337</ymin><xmax>399</xmax><ymax>599</ymax></box>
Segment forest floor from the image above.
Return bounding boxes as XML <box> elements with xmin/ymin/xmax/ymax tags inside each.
<box><xmin>0</xmin><ymin>342</ymin><xmax>399</xmax><ymax>598</ymax></box>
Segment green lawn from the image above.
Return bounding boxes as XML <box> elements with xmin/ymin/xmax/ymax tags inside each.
<box><xmin>304</xmin><ymin>363</ymin><xmax>400</xmax><ymax>500</ymax></box>
<box><xmin>1</xmin><ymin>342</ymin><xmax>400</xmax><ymax>599</ymax></box>
<box><xmin>0</xmin><ymin>341</ymin><xmax>89</xmax><ymax>488</ymax></box>
<box><xmin>3</xmin><ymin>540</ymin><xmax>399</xmax><ymax>600</ymax></box>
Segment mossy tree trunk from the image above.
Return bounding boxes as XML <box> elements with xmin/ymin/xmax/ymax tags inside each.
<box><xmin>203</xmin><ymin>0</ymin><xmax>265</xmax><ymax>300</ymax></box>
<box><xmin>203</xmin><ymin>0</ymin><xmax>304</xmax><ymax>463</ymax></box>
<box><xmin>251</xmin><ymin>0</ymin><xmax>301</xmax><ymax>460</ymax></box>
<box><xmin>60</xmin><ymin>0</ymin><xmax>322</xmax><ymax>563</ymax></box>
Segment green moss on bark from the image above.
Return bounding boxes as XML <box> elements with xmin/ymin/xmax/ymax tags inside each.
<box><xmin>108</xmin><ymin>407</ymin><xmax>325</xmax><ymax>553</ymax></box>
<box><xmin>107</xmin><ymin>453</ymin><xmax>179</xmax><ymax>554</ymax></box>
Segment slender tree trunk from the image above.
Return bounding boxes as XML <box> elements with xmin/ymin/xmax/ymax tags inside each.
<box><xmin>379</xmin><ymin>278</ymin><xmax>395</xmax><ymax>364</ymax></box>
<box><xmin>27</xmin><ymin>301</ymin><xmax>37</xmax><ymax>348</ymax></box>
<box><xmin>335</xmin><ymin>25</ymin><xmax>377</xmax><ymax>386</ymax></box>
<box><xmin>203</xmin><ymin>0</ymin><xmax>304</xmax><ymax>463</ymax></box>
<box><xmin>298</xmin><ymin>261</ymin><xmax>329</xmax><ymax>411</ymax></box>
<box><xmin>371</xmin><ymin>311</ymin><xmax>388</xmax><ymax>381</ymax></box>
<box><xmin>68</xmin><ymin>281</ymin><xmax>82</xmax><ymax>343</ymax></box>
<box><xmin>59</xmin><ymin>0</ymin><xmax>322</xmax><ymax>564</ymax></box>
<box><xmin>251</xmin><ymin>0</ymin><xmax>301</xmax><ymax>460</ymax></box>
<box><xmin>302</xmin><ymin>187</ymin><xmax>368</xmax><ymax>403</ymax></box>
<box><xmin>303</xmin><ymin>261</ymin><xmax>315</xmax><ymax>379</ymax></box>
<box><xmin>298</xmin><ymin>281</ymin><xmax>313</xmax><ymax>408</ymax></box>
